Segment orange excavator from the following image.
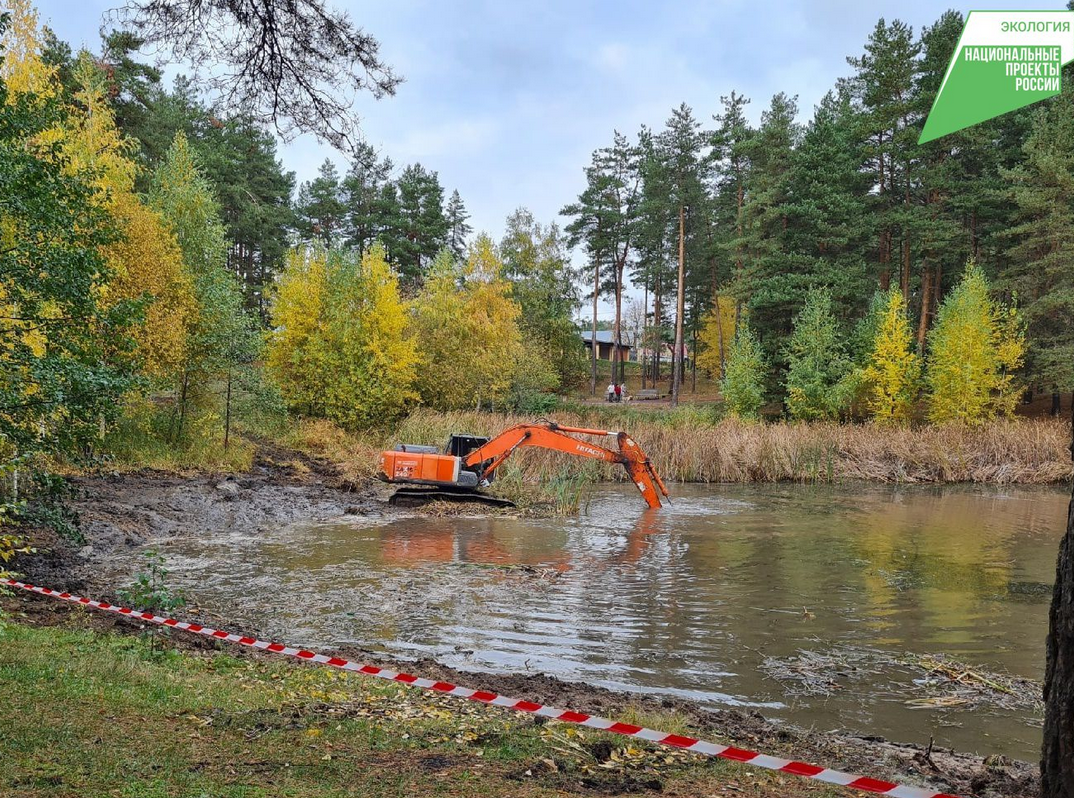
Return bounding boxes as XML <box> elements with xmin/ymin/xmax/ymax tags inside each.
<box><xmin>378</xmin><ymin>420</ymin><xmax>670</xmax><ymax>509</ymax></box>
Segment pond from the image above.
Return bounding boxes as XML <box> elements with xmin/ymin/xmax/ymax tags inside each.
<box><xmin>158</xmin><ymin>482</ymin><xmax>1069</xmax><ymax>761</ymax></box>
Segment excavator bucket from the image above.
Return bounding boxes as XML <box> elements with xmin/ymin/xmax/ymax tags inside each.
<box><xmin>616</xmin><ymin>432</ymin><xmax>670</xmax><ymax>509</ymax></box>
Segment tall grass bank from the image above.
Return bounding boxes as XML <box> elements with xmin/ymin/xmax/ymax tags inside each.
<box><xmin>286</xmin><ymin>408</ymin><xmax>1073</xmax><ymax>486</ymax></box>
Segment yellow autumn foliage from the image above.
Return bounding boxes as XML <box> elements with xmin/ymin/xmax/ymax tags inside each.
<box><xmin>267</xmin><ymin>244</ymin><xmax>418</xmax><ymax>428</ymax></box>
<box><xmin>926</xmin><ymin>263</ymin><xmax>1025</xmax><ymax>424</ymax></box>
<box><xmin>60</xmin><ymin>55</ymin><xmax>193</xmax><ymax>379</ymax></box>
<box><xmin>860</xmin><ymin>288</ymin><xmax>920</xmax><ymax>425</ymax></box>
<box><xmin>105</xmin><ymin>193</ymin><xmax>194</xmax><ymax>378</ymax></box>
<box><xmin>0</xmin><ymin>0</ymin><xmax>60</xmax><ymax>373</ymax></box>
<box><xmin>3</xmin><ymin>8</ymin><xmax>193</xmax><ymax>382</ymax></box>
<box><xmin>411</xmin><ymin>237</ymin><xmax>524</xmax><ymax>410</ymax></box>
<box><xmin>696</xmin><ymin>295</ymin><xmax>736</xmax><ymax>379</ymax></box>
<box><xmin>267</xmin><ymin>247</ymin><xmax>327</xmax><ymax>412</ymax></box>
<box><xmin>0</xmin><ymin>0</ymin><xmax>55</xmax><ymax>100</ymax></box>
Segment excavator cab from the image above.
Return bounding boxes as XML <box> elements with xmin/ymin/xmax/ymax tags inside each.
<box><xmin>445</xmin><ymin>434</ymin><xmax>495</xmax><ymax>485</ymax></box>
<box><xmin>444</xmin><ymin>434</ymin><xmax>489</xmax><ymax>459</ymax></box>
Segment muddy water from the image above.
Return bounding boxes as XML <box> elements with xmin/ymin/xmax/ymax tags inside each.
<box><xmin>158</xmin><ymin>483</ymin><xmax>1068</xmax><ymax>760</ymax></box>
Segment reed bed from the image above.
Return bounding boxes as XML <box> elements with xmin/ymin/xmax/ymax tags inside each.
<box><xmin>285</xmin><ymin>408</ymin><xmax>1073</xmax><ymax>486</ymax></box>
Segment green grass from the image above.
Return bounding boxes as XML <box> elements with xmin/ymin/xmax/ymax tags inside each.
<box><xmin>0</xmin><ymin>615</ymin><xmax>840</xmax><ymax>797</ymax></box>
<box><xmin>101</xmin><ymin>396</ymin><xmax>255</xmax><ymax>473</ymax></box>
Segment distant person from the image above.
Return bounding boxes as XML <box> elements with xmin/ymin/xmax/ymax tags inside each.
<box><xmin>606</xmin><ymin>382</ymin><xmax>615</xmax><ymax>403</ymax></box>
<box><xmin>614</xmin><ymin>383</ymin><xmax>622</xmax><ymax>403</ymax></box>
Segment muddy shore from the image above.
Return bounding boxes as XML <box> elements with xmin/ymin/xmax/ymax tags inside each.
<box><xmin>6</xmin><ymin>452</ymin><xmax>1040</xmax><ymax>798</ymax></box>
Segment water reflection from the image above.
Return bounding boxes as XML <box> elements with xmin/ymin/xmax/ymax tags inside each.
<box><xmin>158</xmin><ymin>483</ymin><xmax>1068</xmax><ymax>760</ymax></box>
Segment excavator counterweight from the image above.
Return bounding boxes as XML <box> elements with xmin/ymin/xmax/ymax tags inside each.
<box><xmin>378</xmin><ymin>421</ymin><xmax>669</xmax><ymax>509</ymax></box>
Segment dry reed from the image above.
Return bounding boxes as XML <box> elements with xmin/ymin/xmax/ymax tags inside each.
<box><xmin>284</xmin><ymin>409</ymin><xmax>1073</xmax><ymax>486</ymax></box>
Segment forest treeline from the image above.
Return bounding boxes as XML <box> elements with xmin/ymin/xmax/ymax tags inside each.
<box><xmin>2</xmin><ymin>0</ymin><xmax>1073</xmax><ymax>534</ymax></box>
<box><xmin>564</xmin><ymin>11</ymin><xmax>1073</xmax><ymax>415</ymax></box>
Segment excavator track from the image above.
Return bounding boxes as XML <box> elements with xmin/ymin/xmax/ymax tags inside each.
<box><xmin>388</xmin><ymin>486</ymin><xmax>517</xmax><ymax>510</ymax></box>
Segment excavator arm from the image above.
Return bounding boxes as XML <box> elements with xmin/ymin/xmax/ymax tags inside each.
<box><xmin>463</xmin><ymin>422</ymin><xmax>670</xmax><ymax>509</ymax></box>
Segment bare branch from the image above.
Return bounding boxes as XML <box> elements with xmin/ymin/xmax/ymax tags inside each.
<box><xmin>107</xmin><ymin>0</ymin><xmax>402</xmax><ymax>153</ymax></box>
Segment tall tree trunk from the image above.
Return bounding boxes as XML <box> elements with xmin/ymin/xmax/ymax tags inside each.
<box><xmin>916</xmin><ymin>263</ymin><xmax>933</xmax><ymax>350</ymax></box>
<box><xmin>900</xmin><ymin>236</ymin><xmax>910</xmax><ymax>298</ymax></box>
<box><xmin>691</xmin><ymin>326</ymin><xmax>697</xmax><ymax>393</ymax></box>
<box><xmin>641</xmin><ymin>280</ymin><xmax>649</xmax><ymax>390</ymax></box>
<box><xmin>1042</xmin><ymin>404</ymin><xmax>1074</xmax><ymax>796</ymax></box>
<box><xmin>614</xmin><ymin>256</ymin><xmax>625</xmax><ymax>386</ymax></box>
<box><xmin>879</xmin><ymin>229</ymin><xmax>892</xmax><ymax>291</ymax></box>
<box><xmin>902</xmin><ymin>154</ymin><xmax>912</xmax><ymax>298</ymax></box>
<box><xmin>653</xmin><ymin>274</ymin><xmax>662</xmax><ymax>385</ymax></box>
<box><xmin>671</xmin><ymin>204</ymin><xmax>686</xmax><ymax>407</ymax></box>
<box><xmin>224</xmin><ymin>368</ymin><xmax>233</xmax><ymax>449</ymax></box>
<box><xmin>175</xmin><ymin>371</ymin><xmax>190</xmax><ymax>444</ymax></box>
<box><xmin>590</xmin><ymin>258</ymin><xmax>599</xmax><ymax>396</ymax></box>
<box><xmin>716</xmin><ymin>296</ymin><xmax>727</xmax><ymax>379</ymax></box>
<box><xmin>933</xmin><ymin>262</ymin><xmax>943</xmax><ymax>321</ymax></box>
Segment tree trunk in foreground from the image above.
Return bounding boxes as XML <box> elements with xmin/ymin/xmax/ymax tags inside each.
<box><xmin>1043</xmin><ymin>402</ymin><xmax>1074</xmax><ymax>796</ymax></box>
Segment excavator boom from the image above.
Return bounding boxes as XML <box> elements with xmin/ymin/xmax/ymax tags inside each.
<box><xmin>378</xmin><ymin>420</ymin><xmax>669</xmax><ymax>509</ymax></box>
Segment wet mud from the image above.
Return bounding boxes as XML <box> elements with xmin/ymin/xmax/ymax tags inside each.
<box><xmin>6</xmin><ymin>458</ymin><xmax>1050</xmax><ymax>798</ymax></box>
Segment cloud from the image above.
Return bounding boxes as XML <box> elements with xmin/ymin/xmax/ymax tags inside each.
<box><xmin>389</xmin><ymin>118</ymin><xmax>500</xmax><ymax>163</ymax></box>
<box><xmin>594</xmin><ymin>42</ymin><xmax>632</xmax><ymax>75</ymax></box>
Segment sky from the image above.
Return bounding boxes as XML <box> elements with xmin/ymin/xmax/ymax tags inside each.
<box><xmin>33</xmin><ymin>0</ymin><xmax>1051</xmax><ymax>313</ymax></box>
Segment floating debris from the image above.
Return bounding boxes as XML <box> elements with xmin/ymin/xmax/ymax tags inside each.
<box><xmin>760</xmin><ymin>646</ymin><xmax>885</xmax><ymax>697</ymax></box>
<box><xmin>900</xmin><ymin>653</ymin><xmax>1043</xmax><ymax>714</ymax></box>
<box><xmin>762</xmin><ymin>646</ymin><xmax>1043</xmax><ymax>717</ymax></box>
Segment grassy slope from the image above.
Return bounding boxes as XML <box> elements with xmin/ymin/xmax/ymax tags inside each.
<box><xmin>0</xmin><ymin>614</ymin><xmax>838</xmax><ymax>798</ymax></box>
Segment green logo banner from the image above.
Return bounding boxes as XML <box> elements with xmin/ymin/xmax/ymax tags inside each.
<box><xmin>919</xmin><ymin>10</ymin><xmax>1074</xmax><ymax>143</ymax></box>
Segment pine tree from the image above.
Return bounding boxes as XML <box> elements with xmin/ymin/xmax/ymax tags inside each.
<box><xmin>444</xmin><ymin>189</ymin><xmax>472</xmax><ymax>261</ymax></box>
<box><xmin>844</xmin><ymin>18</ymin><xmax>920</xmax><ymax>293</ymax></box>
<box><xmin>711</xmin><ymin>92</ymin><xmax>753</xmax><ymax>305</ymax></box>
<box><xmin>732</xmin><ymin>93</ymin><xmax>799</xmax><ymax>377</ymax></box>
<box><xmin>391</xmin><ymin>163</ymin><xmax>449</xmax><ymax>283</ymax></box>
<box><xmin>912</xmin><ymin>11</ymin><xmax>977</xmax><ymax>348</ymax></box>
<box><xmin>342</xmin><ymin>142</ymin><xmax>393</xmax><ymax>254</ymax></box>
<box><xmin>1003</xmin><ymin>90</ymin><xmax>1074</xmax><ymax>394</ymax></box>
<box><xmin>655</xmin><ymin>105</ymin><xmax>707</xmax><ymax>406</ymax></box>
<box><xmin>500</xmin><ymin>208</ymin><xmax>584</xmax><ymax>391</ymax></box>
<box><xmin>785</xmin><ymin>288</ymin><xmax>854</xmax><ymax>421</ymax></box>
<box><xmin>720</xmin><ymin>323</ymin><xmax>766</xmax><ymax>420</ymax></box>
<box><xmin>296</xmin><ymin>159</ymin><xmax>346</xmax><ymax>246</ymax></box>
<box><xmin>563</xmin><ymin>131</ymin><xmax>642</xmax><ymax>389</ymax></box>
<box><xmin>860</xmin><ymin>288</ymin><xmax>920</xmax><ymax>424</ymax></box>
<box><xmin>562</xmin><ymin>148</ymin><xmax>620</xmax><ymax>394</ymax></box>
<box><xmin>782</xmin><ymin>90</ymin><xmax>873</xmax><ymax>322</ymax></box>
<box><xmin>206</xmin><ymin>118</ymin><xmax>295</xmax><ymax>319</ymax></box>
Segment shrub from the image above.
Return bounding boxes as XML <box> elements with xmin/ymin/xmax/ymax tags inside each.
<box><xmin>926</xmin><ymin>262</ymin><xmax>1025</xmax><ymax>424</ymax></box>
<box><xmin>721</xmin><ymin>323</ymin><xmax>766</xmax><ymax>420</ymax></box>
<box><xmin>785</xmin><ymin>288</ymin><xmax>855</xmax><ymax>421</ymax></box>
<box><xmin>860</xmin><ymin>288</ymin><xmax>920</xmax><ymax>424</ymax></box>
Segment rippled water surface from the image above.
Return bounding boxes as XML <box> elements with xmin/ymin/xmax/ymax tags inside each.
<box><xmin>159</xmin><ymin>483</ymin><xmax>1068</xmax><ymax>760</ymax></box>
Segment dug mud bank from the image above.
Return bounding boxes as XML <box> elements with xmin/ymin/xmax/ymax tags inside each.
<box><xmin>8</xmin><ymin>459</ymin><xmax>1055</xmax><ymax>798</ymax></box>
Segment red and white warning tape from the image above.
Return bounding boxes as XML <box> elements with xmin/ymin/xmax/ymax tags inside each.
<box><xmin>4</xmin><ymin>579</ymin><xmax>960</xmax><ymax>798</ymax></box>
